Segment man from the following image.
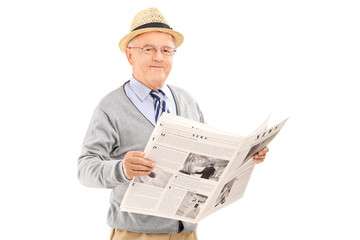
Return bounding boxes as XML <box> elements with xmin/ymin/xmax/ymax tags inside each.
<box><xmin>78</xmin><ymin>7</ymin><xmax>269</xmax><ymax>240</ymax></box>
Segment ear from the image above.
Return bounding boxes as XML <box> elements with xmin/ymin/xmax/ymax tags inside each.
<box><xmin>125</xmin><ymin>48</ymin><xmax>133</xmax><ymax>66</ymax></box>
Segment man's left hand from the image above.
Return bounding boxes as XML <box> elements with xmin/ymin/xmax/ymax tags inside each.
<box><xmin>253</xmin><ymin>146</ymin><xmax>269</xmax><ymax>164</ymax></box>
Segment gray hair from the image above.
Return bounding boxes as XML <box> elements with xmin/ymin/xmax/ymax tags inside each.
<box><xmin>127</xmin><ymin>37</ymin><xmax>138</xmax><ymax>48</ymax></box>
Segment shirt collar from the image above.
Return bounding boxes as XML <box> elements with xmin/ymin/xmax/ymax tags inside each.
<box><xmin>129</xmin><ymin>76</ymin><xmax>171</xmax><ymax>102</ymax></box>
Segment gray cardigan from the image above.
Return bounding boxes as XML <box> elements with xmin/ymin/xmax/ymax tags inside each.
<box><xmin>78</xmin><ymin>82</ymin><xmax>205</xmax><ymax>233</ymax></box>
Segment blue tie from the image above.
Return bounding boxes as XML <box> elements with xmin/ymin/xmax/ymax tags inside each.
<box><xmin>149</xmin><ymin>90</ymin><xmax>170</xmax><ymax>123</ymax></box>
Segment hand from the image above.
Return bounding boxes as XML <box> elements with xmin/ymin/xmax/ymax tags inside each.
<box><xmin>123</xmin><ymin>151</ymin><xmax>156</xmax><ymax>180</ymax></box>
<box><xmin>253</xmin><ymin>146</ymin><xmax>269</xmax><ymax>164</ymax></box>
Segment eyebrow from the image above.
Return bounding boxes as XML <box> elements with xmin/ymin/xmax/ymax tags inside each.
<box><xmin>143</xmin><ymin>44</ymin><xmax>175</xmax><ymax>48</ymax></box>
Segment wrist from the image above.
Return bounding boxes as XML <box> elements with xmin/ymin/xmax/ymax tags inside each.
<box><xmin>121</xmin><ymin>161</ymin><xmax>133</xmax><ymax>181</ymax></box>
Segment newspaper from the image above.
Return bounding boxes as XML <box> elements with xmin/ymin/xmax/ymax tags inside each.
<box><xmin>120</xmin><ymin>113</ymin><xmax>288</xmax><ymax>223</ymax></box>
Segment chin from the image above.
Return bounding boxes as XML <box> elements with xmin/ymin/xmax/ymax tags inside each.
<box><xmin>145</xmin><ymin>78</ymin><xmax>166</xmax><ymax>89</ymax></box>
<box><xmin>152</xmin><ymin>75</ymin><xmax>167</xmax><ymax>83</ymax></box>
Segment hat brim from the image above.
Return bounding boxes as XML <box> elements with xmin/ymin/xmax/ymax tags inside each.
<box><xmin>119</xmin><ymin>28</ymin><xmax>184</xmax><ymax>53</ymax></box>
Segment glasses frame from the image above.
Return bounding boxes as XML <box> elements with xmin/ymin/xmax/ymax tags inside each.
<box><xmin>128</xmin><ymin>45</ymin><xmax>177</xmax><ymax>56</ymax></box>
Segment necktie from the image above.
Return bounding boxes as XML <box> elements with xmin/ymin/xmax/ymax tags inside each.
<box><xmin>149</xmin><ymin>90</ymin><xmax>170</xmax><ymax>123</ymax></box>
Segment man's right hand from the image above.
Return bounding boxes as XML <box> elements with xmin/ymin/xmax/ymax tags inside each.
<box><xmin>123</xmin><ymin>151</ymin><xmax>156</xmax><ymax>180</ymax></box>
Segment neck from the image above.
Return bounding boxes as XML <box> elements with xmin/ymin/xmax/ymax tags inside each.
<box><xmin>132</xmin><ymin>75</ymin><xmax>165</xmax><ymax>90</ymax></box>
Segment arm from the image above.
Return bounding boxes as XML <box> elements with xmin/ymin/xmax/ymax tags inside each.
<box><xmin>78</xmin><ymin>108</ymin><xmax>156</xmax><ymax>188</ymax></box>
<box><xmin>77</xmin><ymin>107</ymin><xmax>129</xmax><ymax>188</ymax></box>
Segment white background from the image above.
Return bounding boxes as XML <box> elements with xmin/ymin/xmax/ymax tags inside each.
<box><xmin>1</xmin><ymin>0</ymin><xmax>359</xmax><ymax>239</ymax></box>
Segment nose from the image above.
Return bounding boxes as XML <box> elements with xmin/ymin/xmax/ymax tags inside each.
<box><xmin>152</xmin><ymin>48</ymin><xmax>164</xmax><ymax>61</ymax></box>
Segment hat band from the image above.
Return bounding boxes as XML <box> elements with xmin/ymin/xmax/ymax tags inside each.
<box><xmin>132</xmin><ymin>22</ymin><xmax>172</xmax><ymax>32</ymax></box>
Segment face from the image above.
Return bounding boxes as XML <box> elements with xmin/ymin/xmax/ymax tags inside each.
<box><xmin>125</xmin><ymin>31</ymin><xmax>175</xmax><ymax>90</ymax></box>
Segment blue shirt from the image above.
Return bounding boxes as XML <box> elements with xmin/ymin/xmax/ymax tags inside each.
<box><xmin>124</xmin><ymin>76</ymin><xmax>177</xmax><ymax>126</ymax></box>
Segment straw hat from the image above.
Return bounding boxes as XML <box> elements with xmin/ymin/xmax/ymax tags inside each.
<box><xmin>119</xmin><ymin>7</ymin><xmax>184</xmax><ymax>52</ymax></box>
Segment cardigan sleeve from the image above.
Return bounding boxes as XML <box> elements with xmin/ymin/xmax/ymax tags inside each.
<box><xmin>77</xmin><ymin>107</ymin><xmax>130</xmax><ymax>189</ymax></box>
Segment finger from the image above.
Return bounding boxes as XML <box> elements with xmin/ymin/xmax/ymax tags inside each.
<box><xmin>260</xmin><ymin>146</ymin><xmax>269</xmax><ymax>154</ymax></box>
<box><xmin>253</xmin><ymin>153</ymin><xmax>265</xmax><ymax>159</ymax></box>
<box><xmin>127</xmin><ymin>156</ymin><xmax>155</xmax><ymax>168</ymax></box>
<box><xmin>128</xmin><ymin>169</ymin><xmax>152</xmax><ymax>177</ymax></box>
<box><xmin>253</xmin><ymin>156</ymin><xmax>265</xmax><ymax>161</ymax></box>
<box><xmin>253</xmin><ymin>153</ymin><xmax>266</xmax><ymax>161</ymax></box>
<box><xmin>133</xmin><ymin>157</ymin><xmax>156</xmax><ymax>168</ymax></box>
<box><xmin>124</xmin><ymin>151</ymin><xmax>145</xmax><ymax>166</ymax></box>
<box><xmin>253</xmin><ymin>157</ymin><xmax>263</xmax><ymax>162</ymax></box>
<box><xmin>129</xmin><ymin>151</ymin><xmax>146</xmax><ymax>158</ymax></box>
<box><xmin>256</xmin><ymin>147</ymin><xmax>268</xmax><ymax>157</ymax></box>
<box><xmin>130</xmin><ymin>163</ymin><xmax>155</xmax><ymax>171</ymax></box>
<box><xmin>253</xmin><ymin>155</ymin><xmax>265</xmax><ymax>160</ymax></box>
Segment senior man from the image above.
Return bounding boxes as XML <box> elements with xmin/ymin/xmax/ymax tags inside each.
<box><xmin>78</xmin><ymin>7</ymin><xmax>269</xmax><ymax>240</ymax></box>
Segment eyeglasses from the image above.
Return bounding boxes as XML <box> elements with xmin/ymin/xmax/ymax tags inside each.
<box><xmin>128</xmin><ymin>45</ymin><xmax>176</xmax><ymax>56</ymax></box>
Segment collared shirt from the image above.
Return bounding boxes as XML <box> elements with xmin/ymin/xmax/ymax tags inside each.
<box><xmin>124</xmin><ymin>76</ymin><xmax>177</xmax><ymax>126</ymax></box>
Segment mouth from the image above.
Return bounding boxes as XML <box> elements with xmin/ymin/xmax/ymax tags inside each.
<box><xmin>150</xmin><ymin>66</ymin><xmax>165</xmax><ymax>69</ymax></box>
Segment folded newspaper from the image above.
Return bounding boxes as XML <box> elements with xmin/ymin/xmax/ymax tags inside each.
<box><xmin>120</xmin><ymin>113</ymin><xmax>288</xmax><ymax>223</ymax></box>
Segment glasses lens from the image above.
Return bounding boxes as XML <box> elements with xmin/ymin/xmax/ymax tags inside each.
<box><xmin>141</xmin><ymin>46</ymin><xmax>175</xmax><ymax>56</ymax></box>
<box><xmin>161</xmin><ymin>47</ymin><xmax>172</xmax><ymax>56</ymax></box>
<box><xmin>161</xmin><ymin>47</ymin><xmax>174</xmax><ymax>56</ymax></box>
<box><xmin>143</xmin><ymin>46</ymin><xmax>156</xmax><ymax>55</ymax></box>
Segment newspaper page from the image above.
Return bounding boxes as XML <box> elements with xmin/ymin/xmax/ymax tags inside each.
<box><xmin>197</xmin><ymin>118</ymin><xmax>288</xmax><ymax>221</ymax></box>
<box><xmin>120</xmin><ymin>113</ymin><xmax>288</xmax><ymax>223</ymax></box>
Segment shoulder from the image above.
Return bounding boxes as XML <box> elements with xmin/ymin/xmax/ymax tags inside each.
<box><xmin>168</xmin><ymin>84</ymin><xmax>197</xmax><ymax>102</ymax></box>
<box><xmin>168</xmin><ymin>84</ymin><xmax>205</xmax><ymax>123</ymax></box>
<box><xmin>96</xmin><ymin>83</ymin><xmax>131</xmax><ymax>116</ymax></box>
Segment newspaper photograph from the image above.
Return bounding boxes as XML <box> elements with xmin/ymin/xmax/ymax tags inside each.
<box><xmin>120</xmin><ymin>113</ymin><xmax>288</xmax><ymax>223</ymax></box>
